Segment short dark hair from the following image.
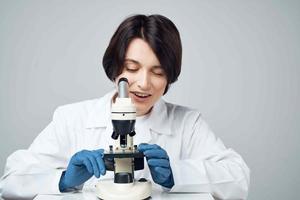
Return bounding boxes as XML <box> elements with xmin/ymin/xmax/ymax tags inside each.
<box><xmin>102</xmin><ymin>14</ymin><xmax>182</xmax><ymax>94</ymax></box>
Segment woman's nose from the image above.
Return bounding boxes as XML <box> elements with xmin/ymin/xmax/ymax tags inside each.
<box><xmin>137</xmin><ymin>71</ymin><xmax>151</xmax><ymax>90</ymax></box>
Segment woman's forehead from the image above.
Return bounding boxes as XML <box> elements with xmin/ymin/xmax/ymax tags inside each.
<box><xmin>125</xmin><ymin>38</ymin><xmax>161</xmax><ymax>66</ymax></box>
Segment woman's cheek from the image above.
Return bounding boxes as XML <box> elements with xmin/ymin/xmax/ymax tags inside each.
<box><xmin>126</xmin><ymin>74</ymin><xmax>136</xmax><ymax>86</ymax></box>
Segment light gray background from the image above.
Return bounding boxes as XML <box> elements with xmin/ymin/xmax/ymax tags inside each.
<box><xmin>0</xmin><ymin>0</ymin><xmax>299</xmax><ymax>199</ymax></box>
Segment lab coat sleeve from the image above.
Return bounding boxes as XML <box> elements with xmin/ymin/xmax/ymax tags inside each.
<box><xmin>0</xmin><ymin>107</ymin><xmax>71</xmax><ymax>199</ymax></box>
<box><xmin>169</xmin><ymin>114</ymin><xmax>250</xmax><ymax>199</ymax></box>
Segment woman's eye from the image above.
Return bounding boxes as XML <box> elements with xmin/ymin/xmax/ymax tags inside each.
<box><xmin>153</xmin><ymin>70</ymin><xmax>164</xmax><ymax>76</ymax></box>
<box><xmin>125</xmin><ymin>64</ymin><xmax>138</xmax><ymax>72</ymax></box>
<box><xmin>126</xmin><ymin>67</ymin><xmax>138</xmax><ymax>72</ymax></box>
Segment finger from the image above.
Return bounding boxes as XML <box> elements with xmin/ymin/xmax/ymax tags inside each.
<box><xmin>154</xmin><ymin>166</ymin><xmax>171</xmax><ymax>180</ymax></box>
<box><xmin>148</xmin><ymin>158</ymin><xmax>170</xmax><ymax>168</ymax></box>
<box><xmin>138</xmin><ymin>143</ymin><xmax>160</xmax><ymax>152</ymax></box>
<box><xmin>98</xmin><ymin>157</ymin><xmax>106</xmax><ymax>175</ymax></box>
<box><xmin>71</xmin><ymin>150</ymin><xmax>89</xmax><ymax>165</ymax></box>
<box><xmin>94</xmin><ymin>149</ymin><xmax>104</xmax><ymax>154</ymax></box>
<box><xmin>93</xmin><ymin>149</ymin><xmax>104</xmax><ymax>159</ymax></box>
<box><xmin>92</xmin><ymin>151</ymin><xmax>106</xmax><ymax>175</ymax></box>
<box><xmin>143</xmin><ymin>149</ymin><xmax>168</xmax><ymax>159</ymax></box>
<box><xmin>87</xmin><ymin>154</ymin><xmax>100</xmax><ymax>178</ymax></box>
<box><xmin>82</xmin><ymin>157</ymin><xmax>93</xmax><ymax>174</ymax></box>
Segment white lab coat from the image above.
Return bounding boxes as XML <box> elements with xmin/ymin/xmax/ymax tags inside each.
<box><xmin>0</xmin><ymin>90</ymin><xmax>250</xmax><ymax>199</ymax></box>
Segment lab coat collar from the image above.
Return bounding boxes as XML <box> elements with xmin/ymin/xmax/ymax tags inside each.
<box><xmin>85</xmin><ymin>90</ymin><xmax>172</xmax><ymax>136</ymax></box>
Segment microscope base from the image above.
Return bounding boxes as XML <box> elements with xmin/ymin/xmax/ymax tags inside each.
<box><xmin>95</xmin><ymin>179</ymin><xmax>152</xmax><ymax>200</ymax></box>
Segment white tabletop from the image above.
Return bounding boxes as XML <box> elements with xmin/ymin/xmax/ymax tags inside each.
<box><xmin>34</xmin><ymin>190</ymin><xmax>214</xmax><ymax>200</ymax></box>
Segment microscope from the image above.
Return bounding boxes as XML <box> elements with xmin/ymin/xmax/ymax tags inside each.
<box><xmin>95</xmin><ymin>78</ymin><xmax>152</xmax><ymax>200</ymax></box>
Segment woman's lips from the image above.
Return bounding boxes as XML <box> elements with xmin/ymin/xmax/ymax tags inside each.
<box><xmin>130</xmin><ymin>92</ymin><xmax>151</xmax><ymax>103</ymax></box>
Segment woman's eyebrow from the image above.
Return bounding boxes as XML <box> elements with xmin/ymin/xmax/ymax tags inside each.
<box><xmin>124</xmin><ymin>58</ymin><xmax>162</xmax><ymax>68</ymax></box>
<box><xmin>152</xmin><ymin>65</ymin><xmax>163</xmax><ymax>69</ymax></box>
<box><xmin>124</xmin><ymin>58</ymin><xmax>140</xmax><ymax>65</ymax></box>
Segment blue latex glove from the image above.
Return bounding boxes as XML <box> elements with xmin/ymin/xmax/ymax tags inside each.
<box><xmin>138</xmin><ymin>143</ymin><xmax>174</xmax><ymax>188</ymax></box>
<box><xmin>59</xmin><ymin>149</ymin><xmax>106</xmax><ymax>192</ymax></box>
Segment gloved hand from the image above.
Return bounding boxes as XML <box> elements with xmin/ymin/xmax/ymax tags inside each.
<box><xmin>138</xmin><ymin>143</ymin><xmax>174</xmax><ymax>188</ymax></box>
<box><xmin>59</xmin><ymin>149</ymin><xmax>106</xmax><ymax>192</ymax></box>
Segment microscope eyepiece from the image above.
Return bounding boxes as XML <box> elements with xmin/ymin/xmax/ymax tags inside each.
<box><xmin>118</xmin><ymin>77</ymin><xmax>129</xmax><ymax>98</ymax></box>
<box><xmin>118</xmin><ymin>77</ymin><xmax>128</xmax><ymax>84</ymax></box>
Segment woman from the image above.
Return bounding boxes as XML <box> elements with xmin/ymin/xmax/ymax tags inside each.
<box><xmin>0</xmin><ymin>14</ymin><xmax>250</xmax><ymax>199</ymax></box>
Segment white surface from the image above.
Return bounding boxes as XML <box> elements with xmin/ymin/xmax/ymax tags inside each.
<box><xmin>95</xmin><ymin>179</ymin><xmax>151</xmax><ymax>200</ymax></box>
<box><xmin>33</xmin><ymin>190</ymin><xmax>214</xmax><ymax>200</ymax></box>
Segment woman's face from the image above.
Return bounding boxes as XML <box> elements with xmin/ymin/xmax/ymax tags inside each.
<box><xmin>115</xmin><ymin>38</ymin><xmax>167</xmax><ymax>116</ymax></box>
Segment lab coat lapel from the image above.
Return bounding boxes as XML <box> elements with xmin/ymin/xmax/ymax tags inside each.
<box><xmin>134</xmin><ymin>118</ymin><xmax>152</xmax><ymax>145</ymax></box>
<box><xmin>147</xmin><ymin>98</ymin><xmax>172</xmax><ymax>136</ymax></box>
<box><xmin>134</xmin><ymin>98</ymin><xmax>172</xmax><ymax>145</ymax></box>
